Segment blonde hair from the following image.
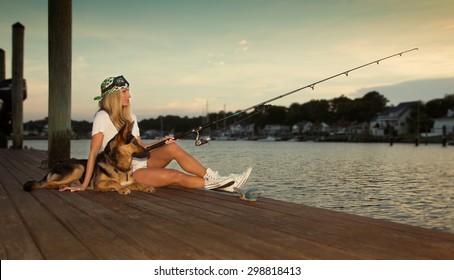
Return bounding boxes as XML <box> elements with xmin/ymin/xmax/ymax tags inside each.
<box><xmin>98</xmin><ymin>89</ymin><xmax>132</xmax><ymax>130</ymax></box>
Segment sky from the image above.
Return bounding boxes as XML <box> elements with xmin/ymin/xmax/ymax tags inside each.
<box><xmin>1</xmin><ymin>0</ymin><xmax>454</xmax><ymax>122</ymax></box>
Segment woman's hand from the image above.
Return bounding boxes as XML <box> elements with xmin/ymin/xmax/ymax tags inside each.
<box><xmin>59</xmin><ymin>183</ymin><xmax>87</xmax><ymax>192</ymax></box>
<box><xmin>59</xmin><ymin>186</ymin><xmax>83</xmax><ymax>192</ymax></box>
<box><xmin>163</xmin><ymin>135</ymin><xmax>175</xmax><ymax>144</ymax></box>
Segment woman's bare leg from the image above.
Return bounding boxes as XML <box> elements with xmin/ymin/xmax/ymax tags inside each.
<box><xmin>146</xmin><ymin>142</ymin><xmax>207</xmax><ymax>177</ymax></box>
<box><xmin>133</xmin><ymin>168</ymin><xmax>204</xmax><ymax>188</ymax></box>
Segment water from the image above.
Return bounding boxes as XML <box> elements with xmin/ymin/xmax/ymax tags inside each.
<box><xmin>16</xmin><ymin>139</ymin><xmax>454</xmax><ymax>233</ymax></box>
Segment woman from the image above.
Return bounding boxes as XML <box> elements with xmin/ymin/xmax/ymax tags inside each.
<box><xmin>60</xmin><ymin>75</ymin><xmax>251</xmax><ymax>192</ymax></box>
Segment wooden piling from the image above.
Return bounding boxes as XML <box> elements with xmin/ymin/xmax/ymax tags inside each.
<box><xmin>0</xmin><ymin>49</ymin><xmax>6</xmax><ymax>148</ymax></box>
<box><xmin>11</xmin><ymin>22</ymin><xmax>25</xmax><ymax>149</ymax></box>
<box><xmin>0</xmin><ymin>49</ymin><xmax>8</xmax><ymax>149</ymax></box>
<box><xmin>0</xmin><ymin>48</ymin><xmax>5</xmax><ymax>81</ymax></box>
<box><xmin>48</xmin><ymin>0</ymin><xmax>72</xmax><ymax>166</ymax></box>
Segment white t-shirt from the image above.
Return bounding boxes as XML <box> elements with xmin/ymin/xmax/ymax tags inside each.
<box><xmin>92</xmin><ymin>110</ymin><xmax>147</xmax><ymax>171</ymax></box>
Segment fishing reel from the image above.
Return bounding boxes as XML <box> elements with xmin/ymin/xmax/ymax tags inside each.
<box><xmin>195</xmin><ymin>130</ymin><xmax>211</xmax><ymax>146</ymax></box>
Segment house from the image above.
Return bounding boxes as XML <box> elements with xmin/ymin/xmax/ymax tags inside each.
<box><xmin>215</xmin><ymin>124</ymin><xmax>254</xmax><ymax>139</ymax></box>
<box><xmin>347</xmin><ymin>122</ymin><xmax>369</xmax><ymax>135</ymax></box>
<box><xmin>371</xmin><ymin>101</ymin><xmax>418</xmax><ymax>136</ymax></box>
<box><xmin>292</xmin><ymin>121</ymin><xmax>330</xmax><ymax>134</ymax></box>
<box><xmin>431</xmin><ymin>109</ymin><xmax>454</xmax><ymax>136</ymax></box>
<box><xmin>292</xmin><ymin>121</ymin><xmax>312</xmax><ymax>134</ymax></box>
<box><xmin>260</xmin><ymin>124</ymin><xmax>290</xmax><ymax>136</ymax></box>
<box><xmin>312</xmin><ymin>122</ymin><xmax>330</xmax><ymax>134</ymax></box>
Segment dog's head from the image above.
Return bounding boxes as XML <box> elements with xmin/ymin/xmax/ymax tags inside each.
<box><xmin>104</xmin><ymin>121</ymin><xmax>150</xmax><ymax>170</ymax></box>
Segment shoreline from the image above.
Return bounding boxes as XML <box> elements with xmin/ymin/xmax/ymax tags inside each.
<box><xmin>11</xmin><ymin>135</ymin><xmax>453</xmax><ymax>146</ymax></box>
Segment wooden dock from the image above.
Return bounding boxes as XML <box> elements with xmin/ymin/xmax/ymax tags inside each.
<box><xmin>1</xmin><ymin>148</ymin><xmax>453</xmax><ymax>260</ymax></box>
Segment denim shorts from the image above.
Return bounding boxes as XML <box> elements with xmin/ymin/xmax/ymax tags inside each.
<box><xmin>132</xmin><ymin>158</ymin><xmax>148</xmax><ymax>172</ymax></box>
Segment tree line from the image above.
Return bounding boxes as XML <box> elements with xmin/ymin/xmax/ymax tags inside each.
<box><xmin>23</xmin><ymin>92</ymin><xmax>454</xmax><ymax>138</ymax></box>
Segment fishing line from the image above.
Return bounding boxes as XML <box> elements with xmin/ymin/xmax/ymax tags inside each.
<box><xmin>146</xmin><ymin>48</ymin><xmax>418</xmax><ymax>151</ymax></box>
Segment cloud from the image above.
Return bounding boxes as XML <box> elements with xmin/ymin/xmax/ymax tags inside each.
<box><xmin>235</xmin><ymin>39</ymin><xmax>249</xmax><ymax>53</ymax></box>
<box><xmin>352</xmin><ymin>77</ymin><xmax>454</xmax><ymax>106</ymax></box>
<box><xmin>207</xmin><ymin>52</ymin><xmax>226</xmax><ymax>66</ymax></box>
<box><xmin>207</xmin><ymin>39</ymin><xmax>250</xmax><ymax>66</ymax></box>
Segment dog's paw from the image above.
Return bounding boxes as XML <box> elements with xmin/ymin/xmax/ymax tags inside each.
<box><xmin>143</xmin><ymin>187</ymin><xmax>156</xmax><ymax>194</ymax></box>
<box><xmin>118</xmin><ymin>188</ymin><xmax>131</xmax><ymax>195</ymax></box>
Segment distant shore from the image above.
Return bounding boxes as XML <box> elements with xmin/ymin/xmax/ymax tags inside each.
<box><xmin>8</xmin><ymin>134</ymin><xmax>453</xmax><ymax>146</ymax></box>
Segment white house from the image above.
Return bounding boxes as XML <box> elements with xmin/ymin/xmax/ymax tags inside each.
<box><xmin>431</xmin><ymin>109</ymin><xmax>454</xmax><ymax>136</ymax></box>
<box><xmin>292</xmin><ymin>121</ymin><xmax>330</xmax><ymax>134</ymax></box>
<box><xmin>292</xmin><ymin>121</ymin><xmax>312</xmax><ymax>134</ymax></box>
<box><xmin>371</xmin><ymin>101</ymin><xmax>417</xmax><ymax>136</ymax></box>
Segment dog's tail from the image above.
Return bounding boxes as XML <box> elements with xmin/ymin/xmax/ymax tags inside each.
<box><xmin>23</xmin><ymin>175</ymin><xmax>48</xmax><ymax>192</ymax></box>
<box><xmin>23</xmin><ymin>180</ymin><xmax>39</xmax><ymax>192</ymax></box>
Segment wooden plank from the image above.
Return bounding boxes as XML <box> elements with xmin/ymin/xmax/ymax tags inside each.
<box><xmin>236</xmin><ymin>195</ymin><xmax>454</xmax><ymax>256</ymax></box>
<box><xmin>154</xmin><ymin>188</ymin><xmax>385</xmax><ymax>258</ymax></box>
<box><xmin>54</xmin><ymin>190</ymin><xmax>217</xmax><ymax>259</ymax></box>
<box><xmin>166</xmin><ymin>189</ymin><xmax>389</xmax><ymax>258</ymax></box>
<box><xmin>0</xmin><ymin>150</ymin><xmax>95</xmax><ymax>259</ymax></box>
<box><xmin>136</xmin><ymin>188</ymin><xmax>360</xmax><ymax>259</ymax></box>
<box><xmin>19</xmin><ymin>149</ymin><xmax>48</xmax><ymax>169</ymax></box>
<box><xmin>139</xmin><ymin>192</ymin><xmax>306</xmax><ymax>259</ymax></box>
<box><xmin>81</xmin><ymin>191</ymin><xmax>272</xmax><ymax>259</ymax></box>
<box><xmin>30</xmin><ymin>190</ymin><xmax>150</xmax><ymax>260</ymax></box>
<box><xmin>255</xmin><ymin>194</ymin><xmax>454</xmax><ymax>239</ymax></box>
<box><xmin>207</xmin><ymin>189</ymin><xmax>454</xmax><ymax>258</ymax></box>
<box><xmin>0</xmin><ymin>181</ymin><xmax>42</xmax><ymax>259</ymax></box>
<box><xmin>0</xmin><ymin>150</ymin><xmax>44</xmax><ymax>259</ymax></box>
<box><xmin>0</xmin><ymin>149</ymin><xmax>46</xmax><ymax>184</ymax></box>
<box><xmin>165</xmin><ymin>188</ymin><xmax>454</xmax><ymax>259</ymax></box>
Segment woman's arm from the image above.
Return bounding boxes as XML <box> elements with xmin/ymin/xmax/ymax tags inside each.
<box><xmin>59</xmin><ymin>132</ymin><xmax>104</xmax><ymax>192</ymax></box>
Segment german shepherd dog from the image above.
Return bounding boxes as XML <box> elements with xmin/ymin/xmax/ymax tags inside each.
<box><xmin>23</xmin><ymin>121</ymin><xmax>156</xmax><ymax>195</ymax></box>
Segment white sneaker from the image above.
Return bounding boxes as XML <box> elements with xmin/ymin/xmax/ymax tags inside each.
<box><xmin>204</xmin><ymin>168</ymin><xmax>223</xmax><ymax>181</ymax></box>
<box><xmin>216</xmin><ymin>167</ymin><xmax>252</xmax><ymax>193</ymax></box>
<box><xmin>204</xmin><ymin>168</ymin><xmax>235</xmax><ymax>190</ymax></box>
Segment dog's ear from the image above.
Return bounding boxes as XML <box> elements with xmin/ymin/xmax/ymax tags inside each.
<box><xmin>129</xmin><ymin>121</ymin><xmax>135</xmax><ymax>132</ymax></box>
<box><xmin>118</xmin><ymin>121</ymin><xmax>133</xmax><ymax>141</ymax></box>
<box><xmin>127</xmin><ymin>121</ymin><xmax>134</xmax><ymax>135</ymax></box>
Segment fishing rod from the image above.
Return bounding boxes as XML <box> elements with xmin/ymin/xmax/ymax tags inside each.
<box><xmin>146</xmin><ymin>47</ymin><xmax>418</xmax><ymax>151</ymax></box>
